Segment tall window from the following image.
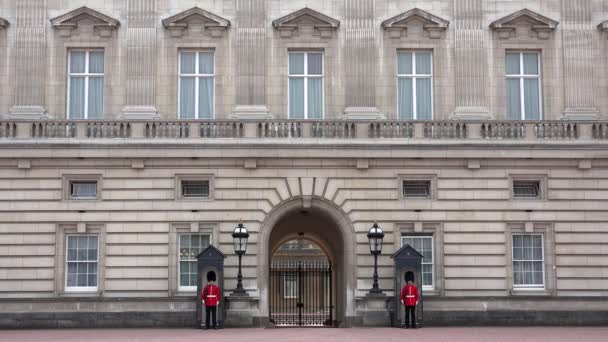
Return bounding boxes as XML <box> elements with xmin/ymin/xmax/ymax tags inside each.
<box><xmin>288</xmin><ymin>52</ymin><xmax>323</xmax><ymax>119</ymax></box>
<box><xmin>68</xmin><ymin>50</ymin><xmax>104</xmax><ymax>119</ymax></box>
<box><xmin>401</xmin><ymin>235</ymin><xmax>434</xmax><ymax>289</ymax></box>
<box><xmin>65</xmin><ymin>235</ymin><xmax>98</xmax><ymax>291</ymax></box>
<box><xmin>512</xmin><ymin>234</ymin><xmax>544</xmax><ymax>288</ymax></box>
<box><xmin>397</xmin><ymin>51</ymin><xmax>433</xmax><ymax>120</ymax></box>
<box><xmin>179</xmin><ymin>51</ymin><xmax>215</xmax><ymax>119</ymax></box>
<box><xmin>506</xmin><ymin>52</ymin><xmax>542</xmax><ymax>120</ymax></box>
<box><xmin>178</xmin><ymin>234</ymin><xmax>211</xmax><ymax>290</ymax></box>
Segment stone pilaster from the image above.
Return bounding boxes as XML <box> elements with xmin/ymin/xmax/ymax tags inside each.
<box><xmin>231</xmin><ymin>0</ymin><xmax>270</xmax><ymax>118</ymax></box>
<box><xmin>451</xmin><ymin>0</ymin><xmax>491</xmax><ymax>119</ymax></box>
<box><xmin>342</xmin><ymin>0</ymin><xmax>383</xmax><ymax>119</ymax></box>
<box><xmin>9</xmin><ymin>0</ymin><xmax>47</xmax><ymax>118</ymax></box>
<box><xmin>121</xmin><ymin>0</ymin><xmax>159</xmax><ymax>119</ymax></box>
<box><xmin>561</xmin><ymin>0</ymin><xmax>599</xmax><ymax>119</ymax></box>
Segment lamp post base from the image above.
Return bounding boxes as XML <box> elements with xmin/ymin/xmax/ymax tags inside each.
<box><xmin>224</xmin><ymin>294</ymin><xmax>259</xmax><ymax>327</ymax></box>
<box><xmin>357</xmin><ymin>292</ymin><xmax>391</xmax><ymax>327</ymax></box>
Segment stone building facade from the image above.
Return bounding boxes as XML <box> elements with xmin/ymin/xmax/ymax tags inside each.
<box><xmin>0</xmin><ymin>0</ymin><xmax>608</xmax><ymax>328</ymax></box>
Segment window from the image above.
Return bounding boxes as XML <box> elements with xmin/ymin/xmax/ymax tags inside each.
<box><xmin>403</xmin><ymin>180</ymin><xmax>431</xmax><ymax>198</ymax></box>
<box><xmin>288</xmin><ymin>52</ymin><xmax>323</xmax><ymax>119</ymax></box>
<box><xmin>65</xmin><ymin>235</ymin><xmax>98</xmax><ymax>291</ymax></box>
<box><xmin>401</xmin><ymin>235</ymin><xmax>434</xmax><ymax>289</ymax></box>
<box><xmin>284</xmin><ymin>274</ymin><xmax>297</xmax><ymax>299</ymax></box>
<box><xmin>512</xmin><ymin>234</ymin><xmax>544</xmax><ymax>288</ymax></box>
<box><xmin>513</xmin><ymin>180</ymin><xmax>541</xmax><ymax>199</ymax></box>
<box><xmin>70</xmin><ymin>181</ymin><xmax>98</xmax><ymax>199</ymax></box>
<box><xmin>505</xmin><ymin>52</ymin><xmax>542</xmax><ymax>120</ymax></box>
<box><xmin>178</xmin><ymin>234</ymin><xmax>211</xmax><ymax>290</ymax></box>
<box><xmin>179</xmin><ymin>51</ymin><xmax>215</xmax><ymax>119</ymax></box>
<box><xmin>397</xmin><ymin>51</ymin><xmax>433</xmax><ymax>120</ymax></box>
<box><xmin>68</xmin><ymin>50</ymin><xmax>104</xmax><ymax>119</ymax></box>
<box><xmin>181</xmin><ymin>180</ymin><xmax>210</xmax><ymax>198</ymax></box>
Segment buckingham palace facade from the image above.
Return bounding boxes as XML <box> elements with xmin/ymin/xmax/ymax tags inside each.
<box><xmin>0</xmin><ymin>0</ymin><xmax>608</xmax><ymax>328</ymax></box>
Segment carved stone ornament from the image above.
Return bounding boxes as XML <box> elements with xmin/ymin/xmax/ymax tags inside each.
<box><xmin>0</xmin><ymin>16</ymin><xmax>8</xmax><ymax>30</ymax></box>
<box><xmin>162</xmin><ymin>7</ymin><xmax>231</xmax><ymax>38</ymax></box>
<box><xmin>599</xmin><ymin>20</ymin><xmax>608</xmax><ymax>39</ymax></box>
<box><xmin>489</xmin><ymin>8</ymin><xmax>558</xmax><ymax>40</ymax></box>
<box><xmin>50</xmin><ymin>6</ymin><xmax>120</xmax><ymax>38</ymax></box>
<box><xmin>272</xmin><ymin>7</ymin><xmax>340</xmax><ymax>39</ymax></box>
<box><xmin>381</xmin><ymin>8</ymin><xmax>449</xmax><ymax>39</ymax></box>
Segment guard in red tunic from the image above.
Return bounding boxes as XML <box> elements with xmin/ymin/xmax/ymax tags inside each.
<box><xmin>400</xmin><ymin>276</ymin><xmax>419</xmax><ymax>329</ymax></box>
<box><xmin>202</xmin><ymin>271</ymin><xmax>220</xmax><ymax>330</ymax></box>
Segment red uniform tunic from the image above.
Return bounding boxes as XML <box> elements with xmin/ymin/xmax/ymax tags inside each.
<box><xmin>400</xmin><ymin>284</ymin><xmax>419</xmax><ymax>307</ymax></box>
<box><xmin>202</xmin><ymin>284</ymin><xmax>220</xmax><ymax>307</ymax></box>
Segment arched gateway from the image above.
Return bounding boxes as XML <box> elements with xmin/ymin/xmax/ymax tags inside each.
<box><xmin>257</xmin><ymin>197</ymin><xmax>357</xmax><ymax>327</ymax></box>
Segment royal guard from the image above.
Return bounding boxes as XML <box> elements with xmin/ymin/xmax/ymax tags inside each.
<box><xmin>400</xmin><ymin>273</ymin><xmax>419</xmax><ymax>329</ymax></box>
<box><xmin>202</xmin><ymin>271</ymin><xmax>220</xmax><ymax>330</ymax></box>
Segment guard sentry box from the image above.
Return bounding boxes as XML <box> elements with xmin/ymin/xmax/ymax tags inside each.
<box><xmin>196</xmin><ymin>245</ymin><xmax>226</xmax><ymax>328</ymax></box>
<box><xmin>391</xmin><ymin>244</ymin><xmax>423</xmax><ymax>327</ymax></box>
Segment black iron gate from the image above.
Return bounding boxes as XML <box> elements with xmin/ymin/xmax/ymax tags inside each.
<box><xmin>269</xmin><ymin>259</ymin><xmax>333</xmax><ymax>327</ymax></box>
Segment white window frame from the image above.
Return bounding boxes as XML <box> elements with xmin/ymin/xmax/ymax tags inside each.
<box><xmin>178</xmin><ymin>50</ymin><xmax>216</xmax><ymax>119</ymax></box>
<box><xmin>400</xmin><ymin>235</ymin><xmax>434</xmax><ymax>290</ymax></box>
<box><xmin>67</xmin><ymin>49</ymin><xmax>104</xmax><ymax>119</ymax></box>
<box><xmin>288</xmin><ymin>51</ymin><xmax>324</xmax><ymax>119</ymax></box>
<box><xmin>512</xmin><ymin>233</ymin><xmax>545</xmax><ymax>289</ymax></box>
<box><xmin>177</xmin><ymin>233</ymin><xmax>212</xmax><ymax>291</ymax></box>
<box><xmin>65</xmin><ymin>234</ymin><xmax>99</xmax><ymax>292</ymax></box>
<box><xmin>283</xmin><ymin>273</ymin><xmax>298</xmax><ymax>299</ymax></box>
<box><xmin>505</xmin><ymin>52</ymin><xmax>543</xmax><ymax>120</ymax></box>
<box><xmin>396</xmin><ymin>51</ymin><xmax>434</xmax><ymax>120</ymax></box>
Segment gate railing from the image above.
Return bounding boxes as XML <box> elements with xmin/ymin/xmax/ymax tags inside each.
<box><xmin>269</xmin><ymin>259</ymin><xmax>332</xmax><ymax>327</ymax></box>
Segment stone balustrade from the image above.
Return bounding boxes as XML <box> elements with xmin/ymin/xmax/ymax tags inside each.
<box><xmin>0</xmin><ymin>119</ymin><xmax>607</xmax><ymax>141</ymax></box>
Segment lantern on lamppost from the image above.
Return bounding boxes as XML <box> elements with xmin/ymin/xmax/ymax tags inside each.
<box><xmin>367</xmin><ymin>222</ymin><xmax>385</xmax><ymax>294</ymax></box>
<box><xmin>232</xmin><ymin>221</ymin><xmax>249</xmax><ymax>295</ymax></box>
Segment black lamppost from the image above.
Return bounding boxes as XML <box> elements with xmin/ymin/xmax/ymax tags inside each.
<box><xmin>232</xmin><ymin>222</ymin><xmax>249</xmax><ymax>295</ymax></box>
<box><xmin>367</xmin><ymin>222</ymin><xmax>385</xmax><ymax>294</ymax></box>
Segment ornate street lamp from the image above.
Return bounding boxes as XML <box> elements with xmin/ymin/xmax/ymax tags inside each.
<box><xmin>232</xmin><ymin>221</ymin><xmax>249</xmax><ymax>295</ymax></box>
<box><xmin>367</xmin><ymin>222</ymin><xmax>384</xmax><ymax>294</ymax></box>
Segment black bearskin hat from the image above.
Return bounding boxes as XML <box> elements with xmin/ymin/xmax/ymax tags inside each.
<box><xmin>405</xmin><ymin>271</ymin><xmax>415</xmax><ymax>282</ymax></box>
<box><xmin>207</xmin><ymin>271</ymin><xmax>217</xmax><ymax>282</ymax></box>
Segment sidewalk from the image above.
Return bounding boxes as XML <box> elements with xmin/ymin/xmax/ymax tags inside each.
<box><xmin>1</xmin><ymin>327</ymin><xmax>607</xmax><ymax>342</ymax></box>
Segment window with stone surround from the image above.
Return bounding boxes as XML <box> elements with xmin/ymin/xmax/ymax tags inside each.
<box><xmin>401</xmin><ymin>235</ymin><xmax>434</xmax><ymax>289</ymax></box>
<box><xmin>68</xmin><ymin>50</ymin><xmax>104</xmax><ymax>119</ymax></box>
<box><xmin>178</xmin><ymin>50</ymin><xmax>215</xmax><ymax>119</ymax></box>
<box><xmin>178</xmin><ymin>234</ymin><xmax>211</xmax><ymax>291</ymax></box>
<box><xmin>397</xmin><ymin>51</ymin><xmax>433</xmax><ymax>120</ymax></box>
<box><xmin>288</xmin><ymin>51</ymin><xmax>324</xmax><ymax>119</ymax></box>
<box><xmin>175</xmin><ymin>175</ymin><xmax>214</xmax><ymax>200</ymax></box>
<box><xmin>65</xmin><ymin>234</ymin><xmax>99</xmax><ymax>292</ymax></box>
<box><xmin>505</xmin><ymin>52</ymin><xmax>542</xmax><ymax>120</ymax></box>
<box><xmin>63</xmin><ymin>174</ymin><xmax>102</xmax><ymax>201</ymax></box>
<box><xmin>512</xmin><ymin>234</ymin><xmax>545</xmax><ymax>288</ymax></box>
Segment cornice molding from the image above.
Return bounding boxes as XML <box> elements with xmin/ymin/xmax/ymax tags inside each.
<box><xmin>272</xmin><ymin>7</ymin><xmax>339</xmax><ymax>38</ymax></box>
<box><xmin>490</xmin><ymin>8</ymin><xmax>558</xmax><ymax>40</ymax></box>
<box><xmin>381</xmin><ymin>8</ymin><xmax>449</xmax><ymax>39</ymax></box>
<box><xmin>162</xmin><ymin>7</ymin><xmax>230</xmax><ymax>38</ymax></box>
<box><xmin>50</xmin><ymin>6</ymin><xmax>119</xmax><ymax>38</ymax></box>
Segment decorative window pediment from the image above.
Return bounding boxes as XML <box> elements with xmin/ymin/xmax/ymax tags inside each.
<box><xmin>162</xmin><ymin>7</ymin><xmax>230</xmax><ymax>38</ymax></box>
<box><xmin>272</xmin><ymin>7</ymin><xmax>340</xmax><ymax>38</ymax></box>
<box><xmin>490</xmin><ymin>9</ymin><xmax>558</xmax><ymax>40</ymax></box>
<box><xmin>600</xmin><ymin>20</ymin><xmax>608</xmax><ymax>38</ymax></box>
<box><xmin>381</xmin><ymin>8</ymin><xmax>449</xmax><ymax>39</ymax></box>
<box><xmin>0</xmin><ymin>17</ymin><xmax>8</xmax><ymax>30</ymax></box>
<box><xmin>50</xmin><ymin>7</ymin><xmax>119</xmax><ymax>38</ymax></box>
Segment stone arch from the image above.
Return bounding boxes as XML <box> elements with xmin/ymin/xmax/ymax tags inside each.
<box><xmin>257</xmin><ymin>196</ymin><xmax>357</xmax><ymax>327</ymax></box>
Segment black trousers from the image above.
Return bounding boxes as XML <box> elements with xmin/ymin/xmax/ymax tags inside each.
<box><xmin>205</xmin><ymin>306</ymin><xmax>217</xmax><ymax>328</ymax></box>
<box><xmin>404</xmin><ymin>306</ymin><xmax>416</xmax><ymax>328</ymax></box>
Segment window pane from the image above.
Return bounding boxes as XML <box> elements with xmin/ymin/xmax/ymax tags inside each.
<box><xmin>71</xmin><ymin>182</ymin><xmax>97</xmax><ymax>198</ymax></box>
<box><xmin>523</xmin><ymin>78</ymin><xmax>540</xmax><ymax>120</ymax></box>
<box><xmin>307</xmin><ymin>78</ymin><xmax>323</xmax><ymax>119</ymax></box>
<box><xmin>308</xmin><ymin>53</ymin><xmax>323</xmax><ymax>75</ymax></box>
<box><xmin>523</xmin><ymin>53</ymin><xmax>538</xmax><ymax>75</ymax></box>
<box><xmin>180</xmin><ymin>272</ymin><xmax>189</xmax><ymax>287</ymax></box>
<box><xmin>179</xmin><ymin>78</ymin><xmax>195</xmax><ymax>119</ymax></box>
<box><xmin>397</xmin><ymin>52</ymin><xmax>412</xmax><ymax>74</ymax></box>
<box><xmin>199</xmin><ymin>52</ymin><xmax>214</xmax><ymax>74</ymax></box>
<box><xmin>88</xmin><ymin>274</ymin><xmax>97</xmax><ymax>287</ymax></box>
<box><xmin>289</xmin><ymin>78</ymin><xmax>305</xmax><ymax>118</ymax></box>
<box><xmin>416</xmin><ymin>52</ymin><xmax>432</xmax><ymax>74</ymax></box>
<box><xmin>505</xmin><ymin>53</ymin><xmax>520</xmax><ymax>74</ymax></box>
<box><xmin>69</xmin><ymin>77</ymin><xmax>85</xmax><ymax>119</ymax></box>
<box><xmin>89</xmin><ymin>51</ymin><xmax>104</xmax><ymax>74</ymax></box>
<box><xmin>180</xmin><ymin>52</ymin><xmax>196</xmax><ymax>74</ymax></box>
<box><xmin>182</xmin><ymin>180</ymin><xmax>209</xmax><ymax>197</ymax></box>
<box><xmin>398</xmin><ymin>78</ymin><xmax>413</xmax><ymax>119</ymax></box>
<box><xmin>70</xmin><ymin>51</ymin><xmax>86</xmax><ymax>73</ymax></box>
<box><xmin>506</xmin><ymin>78</ymin><xmax>521</xmax><ymax>120</ymax></box>
<box><xmin>198</xmin><ymin>77</ymin><xmax>214</xmax><ymax>119</ymax></box>
<box><xmin>289</xmin><ymin>53</ymin><xmax>305</xmax><ymax>75</ymax></box>
<box><xmin>88</xmin><ymin>236</ymin><xmax>98</xmax><ymax>249</ymax></box>
<box><xmin>88</xmin><ymin>77</ymin><xmax>104</xmax><ymax>119</ymax></box>
<box><xmin>416</xmin><ymin>78</ymin><xmax>432</xmax><ymax>120</ymax></box>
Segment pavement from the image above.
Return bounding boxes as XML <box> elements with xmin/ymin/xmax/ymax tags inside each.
<box><xmin>0</xmin><ymin>327</ymin><xmax>607</xmax><ymax>342</ymax></box>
